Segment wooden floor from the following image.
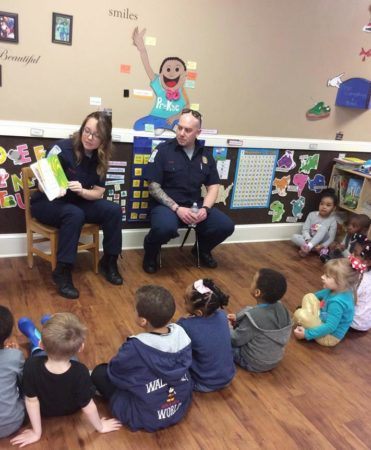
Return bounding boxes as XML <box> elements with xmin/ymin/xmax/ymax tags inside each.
<box><xmin>1</xmin><ymin>241</ymin><xmax>371</xmax><ymax>450</ymax></box>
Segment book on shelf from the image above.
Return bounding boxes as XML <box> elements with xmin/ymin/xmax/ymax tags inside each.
<box><xmin>30</xmin><ymin>150</ymin><xmax>68</xmax><ymax>201</ymax></box>
<box><xmin>343</xmin><ymin>177</ymin><xmax>363</xmax><ymax>210</ymax></box>
<box><xmin>334</xmin><ymin>156</ymin><xmax>365</xmax><ymax>170</ymax></box>
<box><xmin>330</xmin><ymin>174</ymin><xmax>349</xmax><ymax>205</ymax></box>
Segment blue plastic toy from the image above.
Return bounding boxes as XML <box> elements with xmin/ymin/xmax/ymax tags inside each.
<box><xmin>18</xmin><ymin>317</ymin><xmax>42</xmax><ymax>353</ymax></box>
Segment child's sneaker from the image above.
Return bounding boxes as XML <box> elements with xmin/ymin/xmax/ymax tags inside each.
<box><xmin>299</xmin><ymin>243</ymin><xmax>310</xmax><ymax>257</ymax></box>
<box><xmin>18</xmin><ymin>317</ymin><xmax>42</xmax><ymax>354</ymax></box>
<box><xmin>40</xmin><ymin>314</ymin><xmax>52</xmax><ymax>325</ymax></box>
<box><xmin>319</xmin><ymin>247</ymin><xmax>330</xmax><ymax>263</ymax></box>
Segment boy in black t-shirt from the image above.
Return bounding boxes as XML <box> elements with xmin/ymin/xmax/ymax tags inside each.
<box><xmin>10</xmin><ymin>313</ymin><xmax>121</xmax><ymax>447</ymax></box>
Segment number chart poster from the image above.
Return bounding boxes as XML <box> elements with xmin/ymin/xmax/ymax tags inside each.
<box><xmin>231</xmin><ymin>148</ymin><xmax>279</xmax><ymax>209</ymax></box>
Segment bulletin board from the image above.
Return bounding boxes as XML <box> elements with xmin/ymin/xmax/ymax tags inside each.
<box><xmin>1</xmin><ymin>134</ymin><xmax>369</xmax><ymax>235</ymax></box>
<box><xmin>0</xmin><ymin>136</ymin><xmax>132</xmax><ymax>234</ymax></box>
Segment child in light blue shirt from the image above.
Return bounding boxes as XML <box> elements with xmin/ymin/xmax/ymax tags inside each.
<box><xmin>294</xmin><ymin>258</ymin><xmax>359</xmax><ymax>346</ymax></box>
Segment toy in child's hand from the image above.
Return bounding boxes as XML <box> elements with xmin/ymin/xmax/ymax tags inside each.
<box><xmin>18</xmin><ymin>317</ymin><xmax>42</xmax><ymax>353</ymax></box>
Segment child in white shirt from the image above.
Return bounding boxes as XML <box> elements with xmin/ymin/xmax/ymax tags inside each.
<box><xmin>291</xmin><ymin>188</ymin><xmax>338</xmax><ymax>258</ymax></box>
<box><xmin>350</xmin><ymin>234</ymin><xmax>371</xmax><ymax>331</ymax></box>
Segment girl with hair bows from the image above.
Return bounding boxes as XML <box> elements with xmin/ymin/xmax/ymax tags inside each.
<box><xmin>177</xmin><ymin>279</ymin><xmax>235</xmax><ymax>392</ymax></box>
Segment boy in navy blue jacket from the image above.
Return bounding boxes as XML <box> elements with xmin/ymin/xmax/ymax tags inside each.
<box><xmin>91</xmin><ymin>285</ymin><xmax>193</xmax><ymax>432</ymax></box>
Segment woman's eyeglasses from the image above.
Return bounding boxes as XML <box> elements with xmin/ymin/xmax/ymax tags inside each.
<box><xmin>82</xmin><ymin>127</ymin><xmax>101</xmax><ymax>141</ymax></box>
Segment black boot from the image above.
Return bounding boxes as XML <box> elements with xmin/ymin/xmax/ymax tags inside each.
<box><xmin>52</xmin><ymin>263</ymin><xmax>79</xmax><ymax>299</ymax></box>
<box><xmin>142</xmin><ymin>252</ymin><xmax>158</xmax><ymax>274</ymax></box>
<box><xmin>191</xmin><ymin>245</ymin><xmax>218</xmax><ymax>268</ymax></box>
<box><xmin>99</xmin><ymin>254</ymin><xmax>123</xmax><ymax>285</ymax></box>
<box><xmin>142</xmin><ymin>236</ymin><xmax>159</xmax><ymax>274</ymax></box>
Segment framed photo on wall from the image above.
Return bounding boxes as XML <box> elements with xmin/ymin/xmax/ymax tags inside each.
<box><xmin>52</xmin><ymin>12</ymin><xmax>73</xmax><ymax>45</ymax></box>
<box><xmin>0</xmin><ymin>11</ymin><xmax>19</xmax><ymax>43</ymax></box>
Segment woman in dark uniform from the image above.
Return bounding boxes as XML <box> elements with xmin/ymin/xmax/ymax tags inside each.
<box><xmin>31</xmin><ymin>111</ymin><xmax>123</xmax><ymax>299</ymax></box>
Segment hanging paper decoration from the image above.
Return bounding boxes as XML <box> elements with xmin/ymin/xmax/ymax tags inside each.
<box><xmin>290</xmin><ymin>196</ymin><xmax>306</xmax><ymax>220</ymax></box>
<box><xmin>308</xmin><ymin>174</ymin><xmax>327</xmax><ymax>193</ymax></box>
<box><xmin>272</xmin><ymin>175</ymin><xmax>291</xmax><ymax>197</ymax></box>
<box><xmin>362</xmin><ymin>4</ymin><xmax>371</xmax><ymax>32</ymax></box>
<box><xmin>327</xmin><ymin>73</ymin><xmax>344</xmax><ymax>88</ymax></box>
<box><xmin>359</xmin><ymin>48</ymin><xmax>371</xmax><ymax>61</ymax></box>
<box><xmin>299</xmin><ymin>154</ymin><xmax>319</xmax><ymax>174</ymax></box>
<box><xmin>293</xmin><ymin>173</ymin><xmax>309</xmax><ymax>196</ymax></box>
<box><xmin>269</xmin><ymin>200</ymin><xmax>285</xmax><ymax>222</ymax></box>
<box><xmin>306</xmin><ymin>102</ymin><xmax>331</xmax><ymax>120</ymax></box>
<box><xmin>276</xmin><ymin>150</ymin><xmax>296</xmax><ymax>171</ymax></box>
<box><xmin>132</xmin><ymin>27</ymin><xmax>189</xmax><ymax>131</ymax></box>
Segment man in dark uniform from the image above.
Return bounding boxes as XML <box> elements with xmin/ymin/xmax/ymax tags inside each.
<box><xmin>142</xmin><ymin>108</ymin><xmax>235</xmax><ymax>273</ymax></box>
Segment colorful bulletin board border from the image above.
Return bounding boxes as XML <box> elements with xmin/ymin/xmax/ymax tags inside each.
<box><xmin>128</xmin><ymin>136</ymin><xmax>168</xmax><ymax>222</ymax></box>
<box><xmin>231</xmin><ymin>148</ymin><xmax>279</xmax><ymax>209</ymax></box>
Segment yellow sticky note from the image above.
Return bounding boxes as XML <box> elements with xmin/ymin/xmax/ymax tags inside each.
<box><xmin>141</xmin><ymin>201</ymin><xmax>148</xmax><ymax>209</ymax></box>
<box><xmin>187</xmin><ymin>61</ymin><xmax>197</xmax><ymax>70</ymax></box>
<box><xmin>130</xmin><ymin>213</ymin><xmax>138</xmax><ymax>220</ymax></box>
<box><xmin>134</xmin><ymin>154</ymin><xmax>144</xmax><ymax>164</ymax></box>
<box><xmin>142</xmin><ymin>191</ymin><xmax>149</xmax><ymax>198</ymax></box>
<box><xmin>145</xmin><ymin>36</ymin><xmax>157</xmax><ymax>46</ymax></box>
<box><xmin>143</xmin><ymin>155</ymin><xmax>150</xmax><ymax>164</ymax></box>
<box><xmin>143</xmin><ymin>180</ymin><xmax>149</xmax><ymax>187</ymax></box>
<box><xmin>190</xmin><ymin>103</ymin><xmax>200</xmax><ymax>111</ymax></box>
<box><xmin>132</xmin><ymin>202</ymin><xmax>140</xmax><ymax>209</ymax></box>
<box><xmin>133</xmin><ymin>191</ymin><xmax>141</xmax><ymax>198</ymax></box>
<box><xmin>132</xmin><ymin>180</ymin><xmax>140</xmax><ymax>187</ymax></box>
<box><xmin>135</xmin><ymin>168</ymin><xmax>142</xmax><ymax>176</ymax></box>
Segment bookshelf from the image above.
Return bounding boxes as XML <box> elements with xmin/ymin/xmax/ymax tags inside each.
<box><xmin>329</xmin><ymin>164</ymin><xmax>371</xmax><ymax>217</ymax></box>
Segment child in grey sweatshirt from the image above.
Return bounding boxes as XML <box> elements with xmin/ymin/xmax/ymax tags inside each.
<box><xmin>0</xmin><ymin>305</ymin><xmax>24</xmax><ymax>439</ymax></box>
<box><xmin>228</xmin><ymin>269</ymin><xmax>292</xmax><ymax>372</ymax></box>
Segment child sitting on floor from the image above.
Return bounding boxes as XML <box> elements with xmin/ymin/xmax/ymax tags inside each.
<box><xmin>350</xmin><ymin>234</ymin><xmax>371</xmax><ymax>331</ymax></box>
<box><xmin>0</xmin><ymin>305</ymin><xmax>25</xmax><ymax>439</ymax></box>
<box><xmin>177</xmin><ymin>279</ymin><xmax>235</xmax><ymax>392</ymax></box>
<box><xmin>227</xmin><ymin>269</ymin><xmax>292</xmax><ymax>372</ymax></box>
<box><xmin>291</xmin><ymin>188</ymin><xmax>338</xmax><ymax>258</ymax></box>
<box><xmin>11</xmin><ymin>313</ymin><xmax>121</xmax><ymax>448</ymax></box>
<box><xmin>293</xmin><ymin>258</ymin><xmax>359</xmax><ymax>346</ymax></box>
<box><xmin>324</xmin><ymin>213</ymin><xmax>370</xmax><ymax>261</ymax></box>
<box><xmin>91</xmin><ymin>285</ymin><xmax>193</xmax><ymax>432</ymax></box>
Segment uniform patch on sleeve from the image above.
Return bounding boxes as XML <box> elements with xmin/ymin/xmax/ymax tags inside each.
<box><xmin>149</xmin><ymin>149</ymin><xmax>158</xmax><ymax>163</ymax></box>
<box><xmin>202</xmin><ymin>156</ymin><xmax>208</xmax><ymax>164</ymax></box>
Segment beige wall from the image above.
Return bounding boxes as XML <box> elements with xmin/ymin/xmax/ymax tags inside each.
<box><xmin>1</xmin><ymin>0</ymin><xmax>370</xmax><ymax>140</ymax></box>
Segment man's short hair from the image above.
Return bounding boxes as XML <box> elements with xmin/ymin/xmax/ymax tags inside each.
<box><xmin>136</xmin><ymin>285</ymin><xmax>176</xmax><ymax>328</ymax></box>
<box><xmin>41</xmin><ymin>313</ymin><xmax>86</xmax><ymax>360</ymax></box>
<box><xmin>256</xmin><ymin>268</ymin><xmax>287</xmax><ymax>303</ymax></box>
<box><xmin>0</xmin><ymin>305</ymin><xmax>14</xmax><ymax>348</ymax></box>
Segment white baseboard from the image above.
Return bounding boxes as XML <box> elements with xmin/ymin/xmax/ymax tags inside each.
<box><xmin>0</xmin><ymin>223</ymin><xmax>301</xmax><ymax>258</ymax></box>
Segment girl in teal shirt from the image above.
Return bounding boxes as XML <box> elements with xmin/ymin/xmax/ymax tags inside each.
<box><xmin>293</xmin><ymin>258</ymin><xmax>360</xmax><ymax>347</ymax></box>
